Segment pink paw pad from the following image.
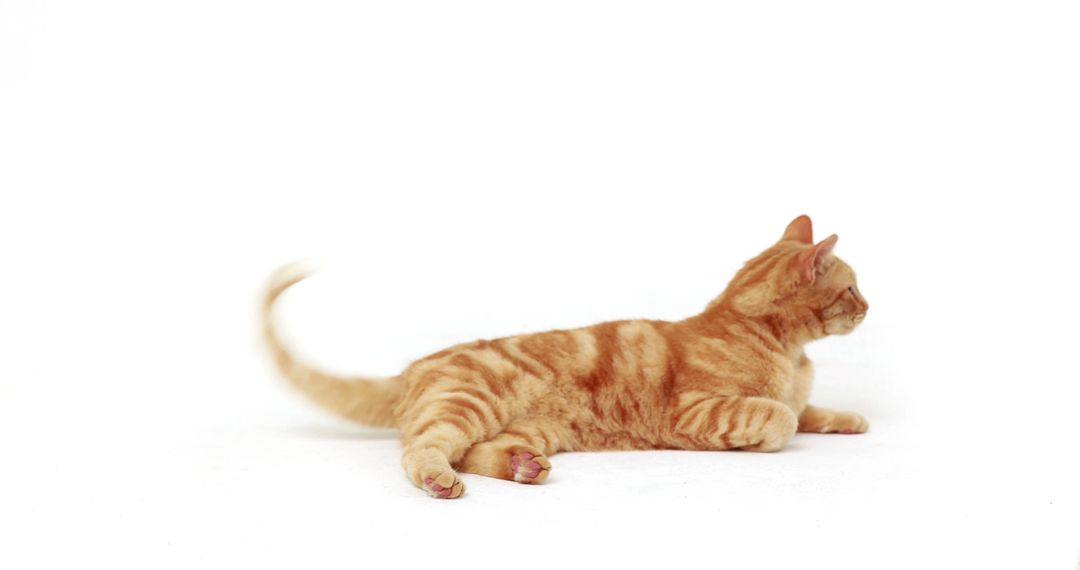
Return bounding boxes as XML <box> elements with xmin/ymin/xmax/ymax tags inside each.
<box><xmin>510</xmin><ymin>451</ymin><xmax>548</xmax><ymax>484</ymax></box>
<box><xmin>425</xmin><ymin>477</ymin><xmax>452</xmax><ymax>498</ymax></box>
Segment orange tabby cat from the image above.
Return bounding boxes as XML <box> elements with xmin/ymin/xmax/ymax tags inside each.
<box><xmin>263</xmin><ymin>215</ymin><xmax>869</xmax><ymax>499</ymax></box>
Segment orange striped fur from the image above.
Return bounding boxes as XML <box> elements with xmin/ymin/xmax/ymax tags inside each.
<box><xmin>263</xmin><ymin>215</ymin><xmax>870</xmax><ymax>499</ymax></box>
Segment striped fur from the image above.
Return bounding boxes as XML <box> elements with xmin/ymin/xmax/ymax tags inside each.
<box><xmin>263</xmin><ymin>215</ymin><xmax>870</xmax><ymax>499</ymax></box>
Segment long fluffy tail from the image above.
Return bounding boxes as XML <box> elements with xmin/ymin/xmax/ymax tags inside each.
<box><xmin>262</xmin><ymin>262</ymin><xmax>402</xmax><ymax>428</ymax></box>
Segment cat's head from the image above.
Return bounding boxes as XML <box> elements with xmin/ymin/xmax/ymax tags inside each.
<box><xmin>712</xmin><ymin>215</ymin><xmax>869</xmax><ymax>338</ymax></box>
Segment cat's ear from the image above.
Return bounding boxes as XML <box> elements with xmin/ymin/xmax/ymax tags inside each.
<box><xmin>781</xmin><ymin>215</ymin><xmax>814</xmax><ymax>244</ymax></box>
<box><xmin>797</xmin><ymin>234</ymin><xmax>838</xmax><ymax>283</ymax></box>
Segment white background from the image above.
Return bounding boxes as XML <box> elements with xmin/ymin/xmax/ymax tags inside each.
<box><xmin>2</xmin><ymin>1</ymin><xmax>1078</xmax><ymax>568</ymax></box>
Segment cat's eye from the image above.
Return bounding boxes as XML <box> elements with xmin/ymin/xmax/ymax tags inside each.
<box><xmin>847</xmin><ymin>286</ymin><xmax>855</xmax><ymax>295</ymax></box>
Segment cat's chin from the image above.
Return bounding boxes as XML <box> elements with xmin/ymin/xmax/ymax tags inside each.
<box><xmin>825</xmin><ymin>321</ymin><xmax>860</xmax><ymax>335</ymax></box>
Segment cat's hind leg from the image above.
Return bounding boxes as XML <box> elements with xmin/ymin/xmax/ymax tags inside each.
<box><xmin>399</xmin><ymin>376</ymin><xmax>512</xmax><ymax>498</ymax></box>
<box><xmin>456</xmin><ymin>419</ymin><xmax>564</xmax><ymax>484</ymax></box>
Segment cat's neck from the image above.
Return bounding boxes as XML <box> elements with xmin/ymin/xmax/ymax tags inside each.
<box><xmin>685</xmin><ymin>302</ymin><xmax>823</xmax><ymax>351</ymax></box>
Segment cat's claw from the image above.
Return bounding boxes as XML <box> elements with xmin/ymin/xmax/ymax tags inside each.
<box><xmin>511</xmin><ymin>451</ymin><xmax>550</xmax><ymax>484</ymax></box>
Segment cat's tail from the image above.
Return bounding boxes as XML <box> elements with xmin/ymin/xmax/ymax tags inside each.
<box><xmin>262</xmin><ymin>261</ymin><xmax>402</xmax><ymax>428</ymax></box>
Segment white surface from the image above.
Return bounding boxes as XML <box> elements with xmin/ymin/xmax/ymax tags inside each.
<box><xmin>2</xmin><ymin>1</ymin><xmax>1079</xmax><ymax>568</ymax></box>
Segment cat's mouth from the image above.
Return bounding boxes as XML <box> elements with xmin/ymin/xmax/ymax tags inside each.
<box><xmin>825</xmin><ymin>313</ymin><xmax>865</xmax><ymax>335</ymax></box>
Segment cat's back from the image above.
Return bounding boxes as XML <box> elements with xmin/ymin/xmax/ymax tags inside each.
<box><xmin>402</xmin><ymin>319</ymin><xmax>678</xmax><ymax>393</ymax></box>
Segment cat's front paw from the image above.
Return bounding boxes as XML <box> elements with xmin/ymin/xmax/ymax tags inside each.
<box><xmin>829</xmin><ymin>412</ymin><xmax>869</xmax><ymax>434</ymax></box>
<box><xmin>741</xmin><ymin>405</ymin><xmax>798</xmax><ymax>452</ymax></box>
<box><xmin>798</xmin><ymin>406</ymin><xmax>869</xmax><ymax>435</ymax></box>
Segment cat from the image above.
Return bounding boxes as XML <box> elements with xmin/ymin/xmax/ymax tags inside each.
<box><xmin>263</xmin><ymin>215</ymin><xmax>870</xmax><ymax>499</ymax></box>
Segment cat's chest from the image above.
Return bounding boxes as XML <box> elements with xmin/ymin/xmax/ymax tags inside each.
<box><xmin>776</xmin><ymin>353</ymin><xmax>814</xmax><ymax>414</ymax></box>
